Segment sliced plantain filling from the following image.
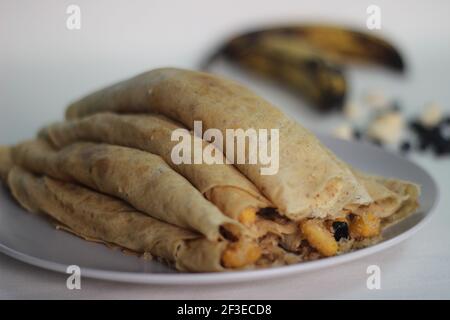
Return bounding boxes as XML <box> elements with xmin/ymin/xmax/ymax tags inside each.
<box><xmin>250</xmin><ymin>207</ymin><xmax>383</xmax><ymax>260</ymax></box>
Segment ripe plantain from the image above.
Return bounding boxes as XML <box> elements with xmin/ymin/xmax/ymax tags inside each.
<box><xmin>276</xmin><ymin>25</ymin><xmax>404</xmax><ymax>71</ymax></box>
<box><xmin>202</xmin><ymin>24</ymin><xmax>405</xmax><ymax>111</ymax></box>
<box><xmin>221</xmin><ymin>35</ymin><xmax>347</xmax><ymax>111</ymax></box>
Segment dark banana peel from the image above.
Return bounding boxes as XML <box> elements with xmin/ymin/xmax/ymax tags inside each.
<box><xmin>258</xmin><ymin>25</ymin><xmax>405</xmax><ymax>71</ymax></box>
<box><xmin>202</xmin><ymin>24</ymin><xmax>405</xmax><ymax>111</ymax></box>
<box><xmin>221</xmin><ymin>36</ymin><xmax>347</xmax><ymax>111</ymax></box>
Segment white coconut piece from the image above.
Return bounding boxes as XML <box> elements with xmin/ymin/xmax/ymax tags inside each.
<box><xmin>420</xmin><ymin>103</ymin><xmax>442</xmax><ymax>128</ymax></box>
<box><xmin>367</xmin><ymin>111</ymin><xmax>404</xmax><ymax>144</ymax></box>
<box><xmin>364</xmin><ymin>90</ymin><xmax>389</xmax><ymax>110</ymax></box>
<box><xmin>344</xmin><ymin>102</ymin><xmax>362</xmax><ymax>121</ymax></box>
<box><xmin>332</xmin><ymin>124</ymin><xmax>353</xmax><ymax>141</ymax></box>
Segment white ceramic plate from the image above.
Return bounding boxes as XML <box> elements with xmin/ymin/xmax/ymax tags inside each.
<box><xmin>0</xmin><ymin>134</ymin><xmax>438</xmax><ymax>285</ymax></box>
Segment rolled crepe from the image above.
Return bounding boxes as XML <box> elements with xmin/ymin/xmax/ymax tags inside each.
<box><xmin>4</xmin><ymin>166</ymin><xmax>261</xmax><ymax>272</ymax></box>
<box><xmin>66</xmin><ymin>68</ymin><xmax>373</xmax><ymax>220</ymax></box>
<box><xmin>352</xmin><ymin>171</ymin><xmax>419</xmax><ymax>223</ymax></box>
<box><xmin>321</xmin><ymin>147</ymin><xmax>419</xmax><ymax>219</ymax></box>
<box><xmin>11</xmin><ymin>139</ymin><xmax>244</xmax><ymax>241</ymax></box>
<box><xmin>0</xmin><ymin>146</ymin><xmax>13</xmax><ymax>182</ymax></box>
<box><xmin>39</xmin><ymin>113</ymin><xmax>271</xmax><ymax>223</ymax></box>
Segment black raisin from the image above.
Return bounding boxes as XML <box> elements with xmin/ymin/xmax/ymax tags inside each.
<box><xmin>257</xmin><ymin>207</ymin><xmax>280</xmax><ymax>220</ymax></box>
<box><xmin>353</xmin><ymin>129</ymin><xmax>362</xmax><ymax>140</ymax></box>
<box><xmin>390</xmin><ymin>101</ymin><xmax>402</xmax><ymax>112</ymax></box>
<box><xmin>433</xmin><ymin>138</ymin><xmax>450</xmax><ymax>156</ymax></box>
<box><xmin>439</xmin><ymin>122</ymin><xmax>450</xmax><ymax>140</ymax></box>
<box><xmin>418</xmin><ymin>139</ymin><xmax>430</xmax><ymax>151</ymax></box>
<box><xmin>444</xmin><ymin>116</ymin><xmax>450</xmax><ymax>125</ymax></box>
<box><xmin>332</xmin><ymin>221</ymin><xmax>349</xmax><ymax>241</ymax></box>
<box><xmin>400</xmin><ymin>141</ymin><xmax>411</xmax><ymax>154</ymax></box>
<box><xmin>371</xmin><ymin>139</ymin><xmax>383</xmax><ymax>147</ymax></box>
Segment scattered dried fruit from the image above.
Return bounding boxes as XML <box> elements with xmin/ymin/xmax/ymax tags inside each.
<box><xmin>331</xmin><ymin>95</ymin><xmax>448</xmax><ymax>158</ymax></box>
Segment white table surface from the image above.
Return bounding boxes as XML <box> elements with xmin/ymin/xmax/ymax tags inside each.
<box><xmin>0</xmin><ymin>0</ymin><xmax>449</xmax><ymax>299</ymax></box>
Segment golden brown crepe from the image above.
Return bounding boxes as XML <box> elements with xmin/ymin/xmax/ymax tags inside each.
<box><xmin>65</xmin><ymin>68</ymin><xmax>375</xmax><ymax>220</ymax></box>
<box><xmin>349</xmin><ymin>170</ymin><xmax>416</xmax><ymax>218</ymax></box>
<box><xmin>39</xmin><ymin>113</ymin><xmax>271</xmax><ymax>223</ymax></box>
<box><xmin>0</xmin><ymin>145</ymin><xmax>13</xmax><ymax>182</ymax></box>
<box><xmin>0</xmin><ymin>68</ymin><xmax>421</xmax><ymax>270</ymax></box>
<box><xmin>4</xmin><ymin>166</ymin><xmax>262</xmax><ymax>272</ymax></box>
<box><xmin>320</xmin><ymin>146</ymin><xmax>419</xmax><ymax>220</ymax></box>
<box><xmin>11</xmin><ymin>139</ymin><xmax>244</xmax><ymax>241</ymax></box>
<box><xmin>354</xmin><ymin>172</ymin><xmax>420</xmax><ymax>228</ymax></box>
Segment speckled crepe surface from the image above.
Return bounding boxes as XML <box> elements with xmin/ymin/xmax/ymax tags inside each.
<box><xmin>65</xmin><ymin>68</ymin><xmax>381</xmax><ymax>220</ymax></box>
<box><xmin>0</xmin><ymin>146</ymin><xmax>13</xmax><ymax>182</ymax></box>
<box><xmin>351</xmin><ymin>170</ymin><xmax>418</xmax><ymax>218</ymax></box>
<box><xmin>39</xmin><ymin>113</ymin><xmax>270</xmax><ymax>220</ymax></box>
<box><xmin>0</xmin><ymin>67</ymin><xmax>422</xmax><ymax>272</ymax></box>
<box><xmin>11</xmin><ymin>139</ymin><xmax>242</xmax><ymax>241</ymax></box>
<box><xmin>4</xmin><ymin>166</ymin><xmax>227</xmax><ymax>272</ymax></box>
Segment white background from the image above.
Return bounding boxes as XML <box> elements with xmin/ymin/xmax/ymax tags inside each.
<box><xmin>0</xmin><ymin>0</ymin><xmax>449</xmax><ymax>299</ymax></box>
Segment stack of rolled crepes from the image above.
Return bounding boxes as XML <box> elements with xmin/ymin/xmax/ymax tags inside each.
<box><xmin>0</xmin><ymin>68</ymin><xmax>420</xmax><ymax>272</ymax></box>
